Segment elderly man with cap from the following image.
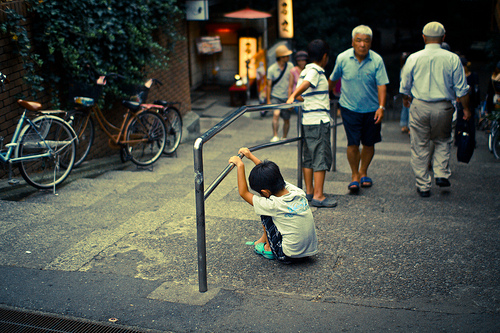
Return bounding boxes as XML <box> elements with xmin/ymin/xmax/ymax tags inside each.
<box><xmin>400</xmin><ymin>21</ymin><xmax>471</xmax><ymax>198</ymax></box>
<box><xmin>267</xmin><ymin>44</ymin><xmax>294</xmax><ymax>142</ymax></box>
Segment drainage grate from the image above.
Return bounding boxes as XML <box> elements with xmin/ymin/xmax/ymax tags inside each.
<box><xmin>0</xmin><ymin>307</ymin><xmax>154</xmax><ymax>333</ymax></box>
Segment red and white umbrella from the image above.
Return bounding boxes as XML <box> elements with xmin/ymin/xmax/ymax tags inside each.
<box><xmin>224</xmin><ymin>7</ymin><xmax>271</xmax><ymax>19</ymax></box>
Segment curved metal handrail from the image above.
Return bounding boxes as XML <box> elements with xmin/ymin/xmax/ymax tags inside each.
<box><xmin>194</xmin><ymin>102</ymin><xmax>303</xmax><ymax>293</ymax></box>
<box><xmin>193</xmin><ymin>100</ymin><xmax>340</xmax><ymax>292</ymax></box>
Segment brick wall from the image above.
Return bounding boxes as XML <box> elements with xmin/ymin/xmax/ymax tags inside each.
<box><xmin>1</xmin><ymin>5</ymin><xmax>191</xmax><ymax>181</ymax></box>
<box><xmin>0</xmin><ymin>1</ymin><xmax>51</xmax><ymax>180</ymax></box>
<box><xmin>147</xmin><ymin>21</ymin><xmax>192</xmax><ymax>115</ymax></box>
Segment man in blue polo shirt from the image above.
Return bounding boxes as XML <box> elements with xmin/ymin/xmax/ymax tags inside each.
<box><xmin>329</xmin><ymin>25</ymin><xmax>389</xmax><ymax>193</ymax></box>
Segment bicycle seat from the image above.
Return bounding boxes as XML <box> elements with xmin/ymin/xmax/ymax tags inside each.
<box><xmin>153</xmin><ymin>100</ymin><xmax>179</xmax><ymax>107</ymax></box>
<box><xmin>122</xmin><ymin>100</ymin><xmax>142</xmax><ymax>111</ymax></box>
<box><xmin>17</xmin><ymin>100</ymin><xmax>42</xmax><ymax>112</ymax></box>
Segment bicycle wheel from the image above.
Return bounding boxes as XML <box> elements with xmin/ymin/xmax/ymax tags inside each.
<box><xmin>125</xmin><ymin>110</ymin><xmax>166</xmax><ymax>166</ymax></box>
<box><xmin>489</xmin><ymin>122</ymin><xmax>498</xmax><ymax>153</ymax></box>
<box><xmin>161</xmin><ymin>107</ymin><xmax>182</xmax><ymax>155</ymax></box>
<box><xmin>488</xmin><ymin>132</ymin><xmax>494</xmax><ymax>153</ymax></box>
<box><xmin>66</xmin><ymin>110</ymin><xmax>94</xmax><ymax>167</ymax></box>
<box><xmin>17</xmin><ymin>116</ymin><xmax>76</xmax><ymax>189</ymax></box>
<box><xmin>493</xmin><ymin>131</ymin><xmax>500</xmax><ymax>159</ymax></box>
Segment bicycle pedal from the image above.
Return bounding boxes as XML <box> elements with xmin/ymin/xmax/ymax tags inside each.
<box><xmin>8</xmin><ymin>178</ymin><xmax>20</xmax><ymax>185</ymax></box>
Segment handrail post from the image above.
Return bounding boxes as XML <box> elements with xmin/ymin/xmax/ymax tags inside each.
<box><xmin>331</xmin><ymin>100</ymin><xmax>338</xmax><ymax>172</ymax></box>
<box><xmin>297</xmin><ymin>105</ymin><xmax>303</xmax><ymax>189</ymax></box>
<box><xmin>194</xmin><ymin>138</ymin><xmax>208</xmax><ymax>292</ymax></box>
<box><xmin>193</xmin><ymin>102</ymin><xmax>303</xmax><ymax>293</ymax></box>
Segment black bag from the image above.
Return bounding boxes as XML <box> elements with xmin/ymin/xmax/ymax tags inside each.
<box><xmin>456</xmin><ymin>116</ymin><xmax>475</xmax><ymax>163</ymax></box>
<box><xmin>271</xmin><ymin>62</ymin><xmax>288</xmax><ymax>86</ymax></box>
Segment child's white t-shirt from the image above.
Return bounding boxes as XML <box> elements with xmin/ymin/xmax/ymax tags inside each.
<box><xmin>298</xmin><ymin>63</ymin><xmax>331</xmax><ymax>125</ymax></box>
<box><xmin>252</xmin><ymin>182</ymin><xmax>318</xmax><ymax>258</ymax></box>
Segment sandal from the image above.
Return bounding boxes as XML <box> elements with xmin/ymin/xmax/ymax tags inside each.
<box><xmin>360</xmin><ymin>177</ymin><xmax>373</xmax><ymax>188</ymax></box>
<box><xmin>254</xmin><ymin>242</ymin><xmax>275</xmax><ymax>260</ymax></box>
<box><xmin>348</xmin><ymin>181</ymin><xmax>360</xmax><ymax>193</ymax></box>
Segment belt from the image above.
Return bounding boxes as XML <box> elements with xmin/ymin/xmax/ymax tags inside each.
<box><xmin>415</xmin><ymin>98</ymin><xmax>451</xmax><ymax>103</ymax></box>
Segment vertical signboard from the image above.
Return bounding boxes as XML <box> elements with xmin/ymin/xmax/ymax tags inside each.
<box><xmin>278</xmin><ymin>0</ymin><xmax>294</xmax><ymax>39</ymax></box>
<box><xmin>239</xmin><ymin>37</ymin><xmax>258</xmax><ymax>80</ymax></box>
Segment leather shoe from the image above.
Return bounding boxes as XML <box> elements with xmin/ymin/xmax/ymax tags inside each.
<box><xmin>435</xmin><ymin>178</ymin><xmax>450</xmax><ymax>187</ymax></box>
<box><xmin>417</xmin><ymin>189</ymin><xmax>430</xmax><ymax>197</ymax></box>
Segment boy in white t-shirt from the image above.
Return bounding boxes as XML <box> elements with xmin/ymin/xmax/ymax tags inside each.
<box><xmin>229</xmin><ymin>148</ymin><xmax>318</xmax><ymax>263</ymax></box>
<box><xmin>287</xmin><ymin>39</ymin><xmax>337</xmax><ymax>208</ymax></box>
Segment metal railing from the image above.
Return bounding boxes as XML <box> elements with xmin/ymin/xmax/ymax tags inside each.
<box><xmin>193</xmin><ymin>100</ymin><xmax>340</xmax><ymax>292</ymax></box>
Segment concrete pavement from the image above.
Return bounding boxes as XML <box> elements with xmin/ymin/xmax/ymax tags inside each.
<box><xmin>0</xmin><ymin>97</ymin><xmax>499</xmax><ymax>332</ymax></box>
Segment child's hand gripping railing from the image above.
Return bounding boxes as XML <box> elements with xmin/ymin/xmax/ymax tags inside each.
<box><xmin>194</xmin><ymin>102</ymin><xmax>303</xmax><ymax>292</ymax></box>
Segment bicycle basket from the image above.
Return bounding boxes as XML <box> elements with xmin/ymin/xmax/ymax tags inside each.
<box><xmin>68</xmin><ymin>81</ymin><xmax>102</xmax><ymax>104</ymax></box>
<box><xmin>121</xmin><ymin>83</ymin><xmax>149</xmax><ymax>104</ymax></box>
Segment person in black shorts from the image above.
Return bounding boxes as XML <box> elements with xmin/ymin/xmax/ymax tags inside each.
<box><xmin>328</xmin><ymin>25</ymin><xmax>389</xmax><ymax>193</ymax></box>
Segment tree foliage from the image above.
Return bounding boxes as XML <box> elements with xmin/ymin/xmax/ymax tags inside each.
<box><xmin>293</xmin><ymin>0</ymin><xmax>356</xmax><ymax>56</ymax></box>
<box><xmin>0</xmin><ymin>7</ymin><xmax>43</xmax><ymax>93</ymax></box>
<box><xmin>2</xmin><ymin>0</ymin><xmax>183</xmax><ymax>106</ymax></box>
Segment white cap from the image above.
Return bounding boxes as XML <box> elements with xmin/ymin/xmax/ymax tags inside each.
<box><xmin>422</xmin><ymin>21</ymin><xmax>445</xmax><ymax>37</ymax></box>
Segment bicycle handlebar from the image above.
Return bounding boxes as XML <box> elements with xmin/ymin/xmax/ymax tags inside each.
<box><xmin>0</xmin><ymin>72</ymin><xmax>8</xmax><ymax>92</ymax></box>
<box><xmin>152</xmin><ymin>78</ymin><xmax>163</xmax><ymax>86</ymax></box>
<box><xmin>81</xmin><ymin>61</ymin><xmax>125</xmax><ymax>83</ymax></box>
<box><xmin>81</xmin><ymin>61</ymin><xmax>157</xmax><ymax>89</ymax></box>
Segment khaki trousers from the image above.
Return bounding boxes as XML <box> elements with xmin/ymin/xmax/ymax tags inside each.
<box><xmin>409</xmin><ymin>99</ymin><xmax>454</xmax><ymax>191</ymax></box>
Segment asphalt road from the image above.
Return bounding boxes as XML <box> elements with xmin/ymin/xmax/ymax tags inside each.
<box><xmin>0</xmin><ymin>113</ymin><xmax>499</xmax><ymax>332</ymax></box>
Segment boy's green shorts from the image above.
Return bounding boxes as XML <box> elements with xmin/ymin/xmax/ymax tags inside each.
<box><xmin>302</xmin><ymin>122</ymin><xmax>332</xmax><ymax>171</ymax></box>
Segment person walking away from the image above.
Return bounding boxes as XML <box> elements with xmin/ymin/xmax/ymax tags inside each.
<box><xmin>486</xmin><ymin>61</ymin><xmax>500</xmax><ymax>115</ymax></box>
<box><xmin>229</xmin><ymin>148</ymin><xmax>318</xmax><ymax>263</ymax></box>
<box><xmin>328</xmin><ymin>25</ymin><xmax>389</xmax><ymax>194</ymax></box>
<box><xmin>287</xmin><ymin>39</ymin><xmax>337</xmax><ymax>208</ymax></box>
<box><xmin>267</xmin><ymin>45</ymin><xmax>294</xmax><ymax>142</ymax></box>
<box><xmin>455</xmin><ymin>55</ymin><xmax>479</xmax><ymax>142</ymax></box>
<box><xmin>400</xmin><ymin>52</ymin><xmax>411</xmax><ymax>134</ymax></box>
<box><xmin>399</xmin><ymin>21</ymin><xmax>471</xmax><ymax>198</ymax></box>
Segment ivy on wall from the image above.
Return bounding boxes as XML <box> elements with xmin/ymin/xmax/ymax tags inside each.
<box><xmin>0</xmin><ymin>6</ymin><xmax>43</xmax><ymax>93</ymax></box>
<box><xmin>1</xmin><ymin>0</ymin><xmax>183</xmax><ymax>106</ymax></box>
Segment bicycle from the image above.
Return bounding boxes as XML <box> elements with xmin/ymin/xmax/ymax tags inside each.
<box><xmin>66</xmin><ymin>69</ymin><xmax>167</xmax><ymax>167</ymax></box>
<box><xmin>0</xmin><ymin>72</ymin><xmax>77</xmax><ymax>192</ymax></box>
<box><xmin>129</xmin><ymin>78</ymin><xmax>183</xmax><ymax>156</ymax></box>
<box><xmin>487</xmin><ymin>111</ymin><xmax>499</xmax><ymax>159</ymax></box>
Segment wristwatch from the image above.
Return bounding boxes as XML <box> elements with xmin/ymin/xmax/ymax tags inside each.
<box><xmin>379</xmin><ymin>105</ymin><xmax>385</xmax><ymax>110</ymax></box>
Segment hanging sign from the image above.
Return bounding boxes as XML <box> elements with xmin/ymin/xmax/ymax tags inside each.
<box><xmin>278</xmin><ymin>0</ymin><xmax>294</xmax><ymax>39</ymax></box>
<box><xmin>196</xmin><ymin>36</ymin><xmax>222</xmax><ymax>55</ymax></box>
<box><xmin>186</xmin><ymin>0</ymin><xmax>209</xmax><ymax>21</ymax></box>
<box><xmin>239</xmin><ymin>37</ymin><xmax>258</xmax><ymax>80</ymax></box>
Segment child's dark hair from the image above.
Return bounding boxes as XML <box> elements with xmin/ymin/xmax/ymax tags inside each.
<box><xmin>307</xmin><ymin>39</ymin><xmax>329</xmax><ymax>63</ymax></box>
<box><xmin>248</xmin><ymin>160</ymin><xmax>286</xmax><ymax>195</ymax></box>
